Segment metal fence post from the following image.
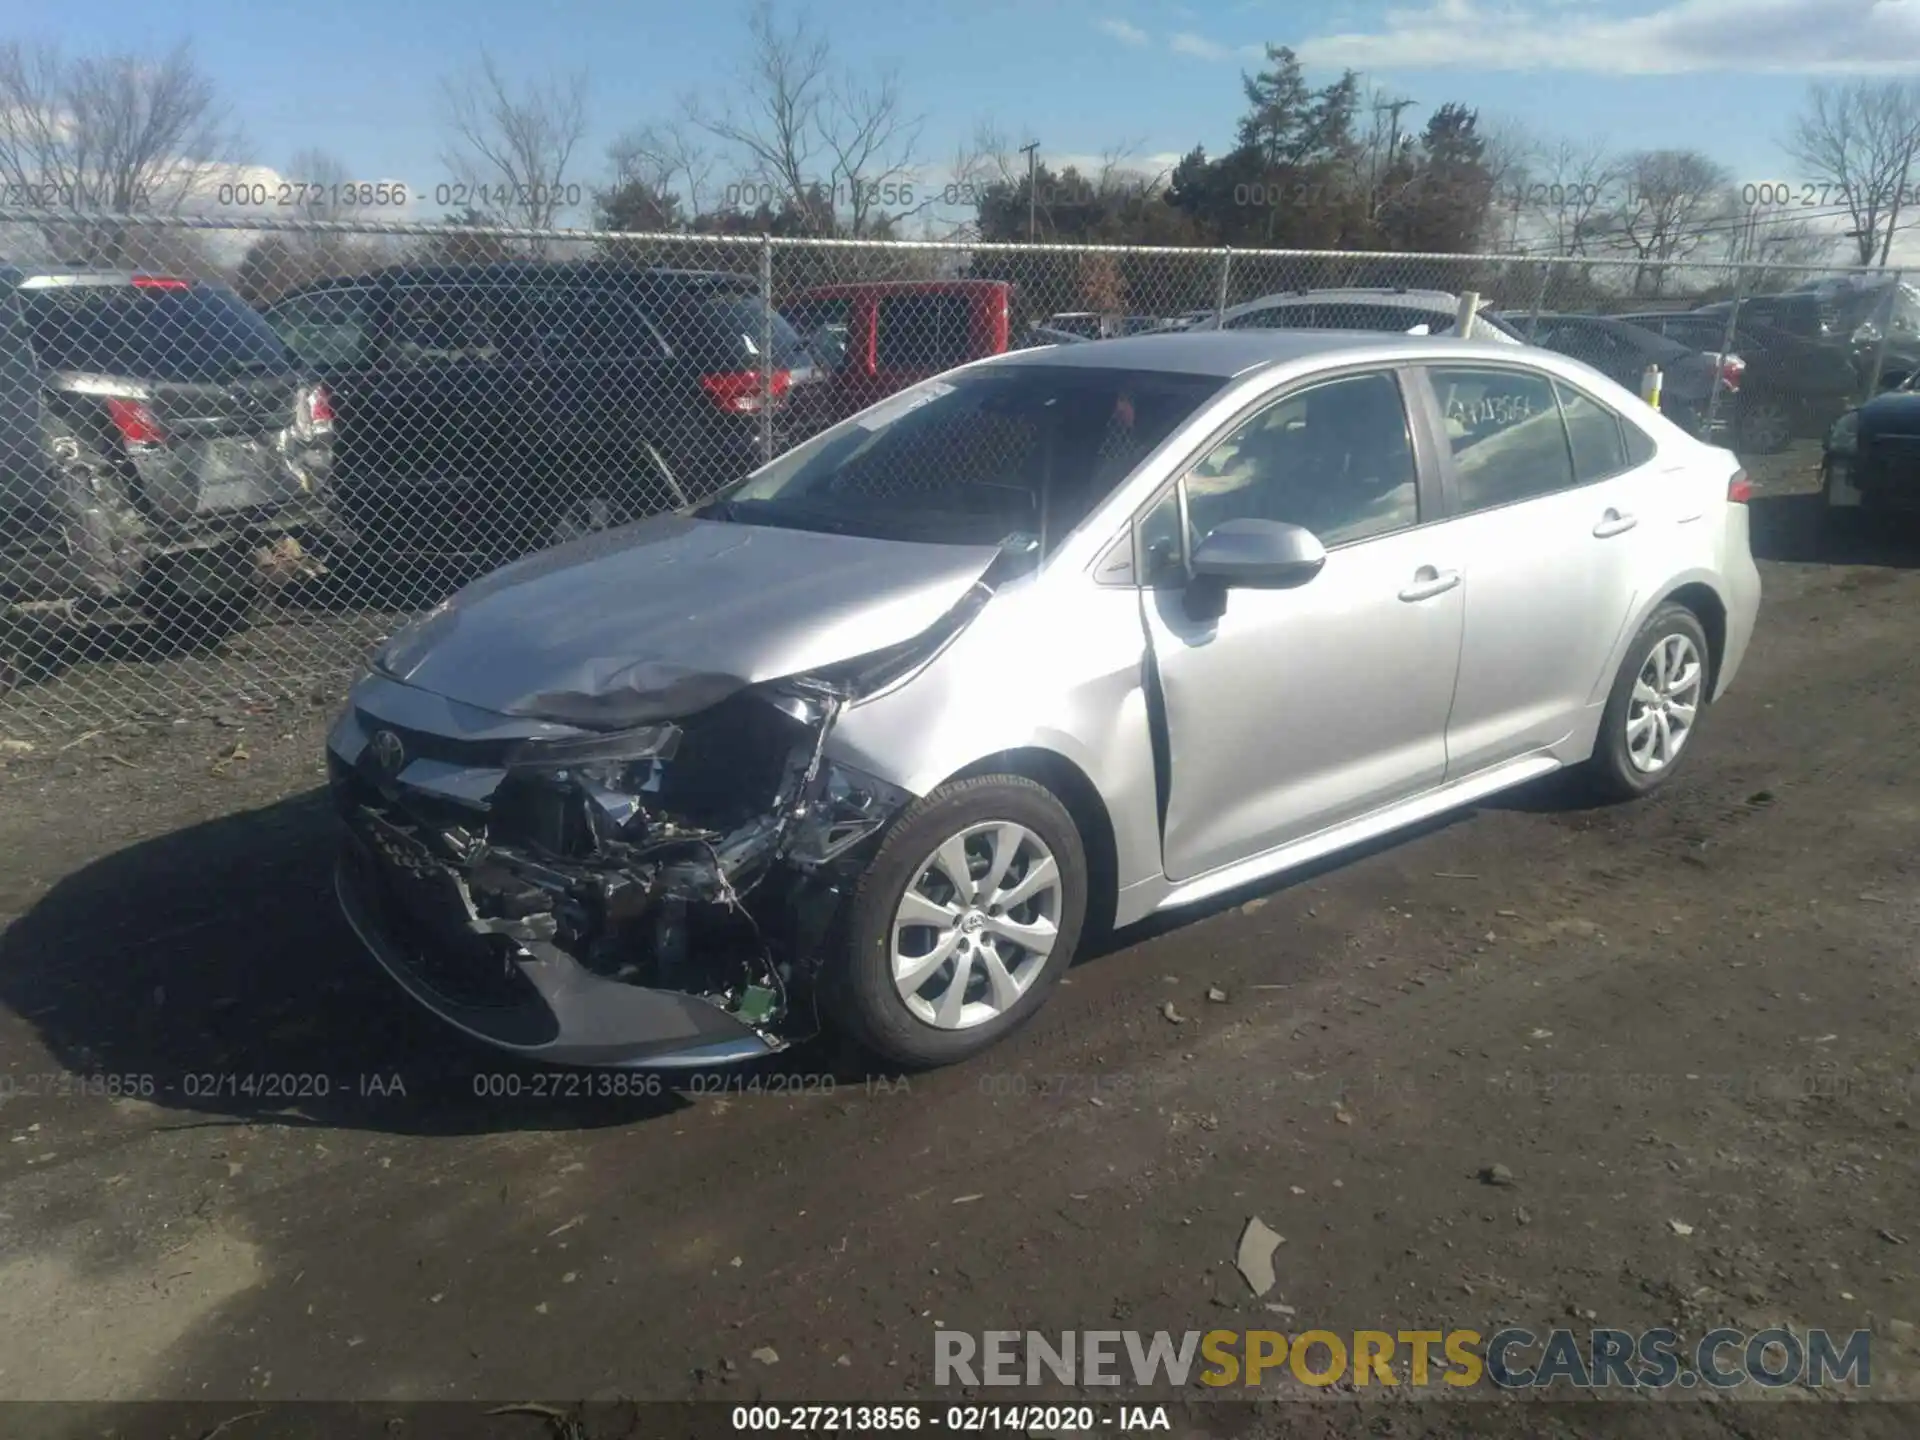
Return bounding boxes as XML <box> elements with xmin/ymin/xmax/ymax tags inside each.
<box><xmin>759</xmin><ymin>235</ymin><xmax>775</xmax><ymax>465</ymax></box>
<box><xmin>1213</xmin><ymin>249</ymin><xmax>1233</xmax><ymax>325</ymax></box>
<box><xmin>1455</xmin><ymin>290</ymin><xmax>1481</xmax><ymax>340</ymax></box>
<box><xmin>1704</xmin><ymin>266</ymin><xmax>1748</xmax><ymax>435</ymax></box>
<box><xmin>1523</xmin><ymin>262</ymin><xmax>1551</xmax><ymax>343</ymax></box>
<box><xmin>1864</xmin><ymin>269</ymin><xmax>1905</xmax><ymax>403</ymax></box>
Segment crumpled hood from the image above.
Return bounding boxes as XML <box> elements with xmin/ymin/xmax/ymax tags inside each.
<box><xmin>376</xmin><ymin>515</ymin><xmax>1003</xmax><ymax>727</ymax></box>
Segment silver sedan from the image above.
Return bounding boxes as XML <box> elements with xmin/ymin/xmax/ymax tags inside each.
<box><xmin>326</xmin><ymin>330</ymin><xmax>1761</xmax><ymax>1070</ymax></box>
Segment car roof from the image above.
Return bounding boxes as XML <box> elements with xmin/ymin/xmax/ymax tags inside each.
<box><xmin>274</xmin><ymin>263</ymin><xmax>758</xmax><ymax>299</ymax></box>
<box><xmin>1</xmin><ymin>265</ymin><xmax>209</xmax><ymax>290</ymax></box>
<box><xmin>789</xmin><ymin>278</ymin><xmax>1008</xmax><ymax>298</ymax></box>
<box><xmin>977</xmin><ymin>328</ymin><xmax>1526</xmax><ymax>379</ymax></box>
<box><xmin>1231</xmin><ymin>287</ymin><xmax>1465</xmax><ymax>307</ymax></box>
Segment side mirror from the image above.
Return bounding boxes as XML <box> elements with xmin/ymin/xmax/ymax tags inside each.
<box><xmin>1189</xmin><ymin>518</ymin><xmax>1327</xmax><ymax>590</ymax></box>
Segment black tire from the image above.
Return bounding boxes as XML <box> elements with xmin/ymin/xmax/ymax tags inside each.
<box><xmin>135</xmin><ymin>547</ymin><xmax>256</xmax><ymax>653</ymax></box>
<box><xmin>140</xmin><ymin>587</ymin><xmax>252</xmax><ymax>652</ymax></box>
<box><xmin>525</xmin><ymin>440</ymin><xmax>683</xmax><ymax>554</ymax></box>
<box><xmin>824</xmin><ymin>774</ymin><xmax>1089</xmax><ymax>1069</ymax></box>
<box><xmin>1585</xmin><ymin>602</ymin><xmax>1712</xmax><ymax>803</ymax></box>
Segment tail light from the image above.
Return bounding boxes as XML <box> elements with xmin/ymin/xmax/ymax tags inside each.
<box><xmin>296</xmin><ymin>383</ymin><xmax>335</xmax><ymax>438</ymax></box>
<box><xmin>702</xmin><ymin>369</ymin><xmax>790</xmax><ymax>414</ymax></box>
<box><xmin>1727</xmin><ymin>468</ymin><xmax>1752</xmax><ymax>504</ymax></box>
<box><xmin>1718</xmin><ymin>355</ymin><xmax>1745</xmax><ymax>392</ymax></box>
<box><xmin>129</xmin><ymin>274</ymin><xmax>191</xmax><ymax>290</ymax></box>
<box><xmin>105</xmin><ymin>397</ymin><xmax>165</xmax><ymax>446</ymax></box>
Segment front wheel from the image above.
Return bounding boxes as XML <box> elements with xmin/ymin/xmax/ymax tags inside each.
<box><xmin>825</xmin><ymin>775</ymin><xmax>1089</xmax><ymax>1068</ymax></box>
<box><xmin>1585</xmin><ymin>603</ymin><xmax>1711</xmax><ymax>802</ymax></box>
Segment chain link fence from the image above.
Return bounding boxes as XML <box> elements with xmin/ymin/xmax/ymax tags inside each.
<box><xmin>0</xmin><ymin>208</ymin><xmax>1912</xmax><ymax>743</ymax></box>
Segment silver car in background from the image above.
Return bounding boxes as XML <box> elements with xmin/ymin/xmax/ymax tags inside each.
<box><xmin>327</xmin><ymin>331</ymin><xmax>1760</xmax><ymax>1070</ymax></box>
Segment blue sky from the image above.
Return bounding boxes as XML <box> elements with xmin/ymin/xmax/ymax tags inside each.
<box><xmin>11</xmin><ymin>0</ymin><xmax>1916</xmax><ymax>229</ymax></box>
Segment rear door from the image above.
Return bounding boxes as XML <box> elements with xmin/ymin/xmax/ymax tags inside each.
<box><xmin>517</xmin><ymin>282</ymin><xmax>686</xmax><ymax>513</ymax></box>
<box><xmin>376</xmin><ymin>283</ymin><xmax>526</xmax><ymax>552</ymax></box>
<box><xmin>1409</xmin><ymin>363</ymin><xmax>1653</xmax><ymax>776</ymax></box>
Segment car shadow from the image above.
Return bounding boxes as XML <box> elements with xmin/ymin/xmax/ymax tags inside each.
<box><xmin>0</xmin><ymin>789</ymin><xmax>699</xmax><ymax>1135</ymax></box>
<box><xmin>1748</xmin><ymin>492</ymin><xmax>1920</xmax><ymax>568</ymax></box>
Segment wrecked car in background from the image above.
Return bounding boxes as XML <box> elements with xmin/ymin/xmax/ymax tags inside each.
<box><xmin>329</xmin><ymin>330</ymin><xmax>1758</xmax><ymax>1070</ymax></box>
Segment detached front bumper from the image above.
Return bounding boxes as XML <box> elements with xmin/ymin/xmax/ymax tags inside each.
<box><xmin>333</xmin><ymin>831</ymin><xmax>779</xmax><ymax>1068</ymax></box>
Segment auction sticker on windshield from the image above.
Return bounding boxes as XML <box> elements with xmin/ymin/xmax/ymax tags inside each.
<box><xmin>858</xmin><ymin>379</ymin><xmax>956</xmax><ymax>430</ymax></box>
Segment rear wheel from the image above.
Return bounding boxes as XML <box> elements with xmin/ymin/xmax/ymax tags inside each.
<box><xmin>825</xmin><ymin>775</ymin><xmax>1088</xmax><ymax>1068</ymax></box>
<box><xmin>535</xmin><ymin>440</ymin><xmax>684</xmax><ymax>552</ymax></box>
<box><xmin>1585</xmin><ymin>603</ymin><xmax>1711</xmax><ymax>802</ymax></box>
<box><xmin>136</xmin><ymin>546</ymin><xmax>255</xmax><ymax>652</ymax></box>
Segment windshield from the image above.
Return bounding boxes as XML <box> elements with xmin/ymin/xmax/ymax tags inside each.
<box><xmin>20</xmin><ymin>283</ymin><xmax>297</xmax><ymax>381</ymax></box>
<box><xmin>707</xmin><ymin>364</ymin><xmax>1226</xmax><ymax>552</ymax></box>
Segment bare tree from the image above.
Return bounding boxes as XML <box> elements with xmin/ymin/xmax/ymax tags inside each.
<box><xmin>1521</xmin><ymin>137</ymin><xmax>1624</xmax><ymax>258</ymax></box>
<box><xmin>607</xmin><ymin>120</ymin><xmax>717</xmax><ymax>223</ymax></box>
<box><xmin>682</xmin><ymin>0</ymin><xmax>929</xmax><ymax>238</ymax></box>
<box><xmin>0</xmin><ymin>38</ymin><xmax>243</xmax><ymax>262</ymax></box>
<box><xmin>1604</xmin><ymin>150</ymin><xmax>1734</xmax><ymax>294</ymax></box>
<box><xmin>1782</xmin><ymin>80</ymin><xmax>1920</xmax><ymax>267</ymax></box>
<box><xmin>439</xmin><ymin>50</ymin><xmax>589</xmax><ymax>234</ymax></box>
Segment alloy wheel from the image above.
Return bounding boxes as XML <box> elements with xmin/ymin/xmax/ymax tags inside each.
<box><xmin>1625</xmin><ymin>632</ymin><xmax>1704</xmax><ymax>775</ymax></box>
<box><xmin>890</xmin><ymin>821</ymin><xmax>1063</xmax><ymax>1030</ymax></box>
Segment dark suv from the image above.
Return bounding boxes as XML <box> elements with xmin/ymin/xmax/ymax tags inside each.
<box><xmin>264</xmin><ymin>263</ymin><xmax>811</xmax><ymax>558</ymax></box>
<box><xmin>1629</xmin><ymin>280</ymin><xmax>1920</xmax><ymax>452</ymax></box>
<box><xmin>1</xmin><ymin>267</ymin><xmax>338</xmax><ymax>684</ymax></box>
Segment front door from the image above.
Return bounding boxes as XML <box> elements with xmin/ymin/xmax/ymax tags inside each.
<box><xmin>1139</xmin><ymin>368</ymin><xmax>1466</xmax><ymax>882</ymax></box>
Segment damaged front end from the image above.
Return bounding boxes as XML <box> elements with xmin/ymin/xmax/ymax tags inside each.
<box><xmin>328</xmin><ymin>625</ymin><xmax>965</xmax><ymax>1068</ymax></box>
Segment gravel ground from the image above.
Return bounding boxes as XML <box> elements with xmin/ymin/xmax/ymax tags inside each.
<box><xmin>1</xmin><ymin>442</ymin><xmax>1916</xmax><ymax>1438</ymax></box>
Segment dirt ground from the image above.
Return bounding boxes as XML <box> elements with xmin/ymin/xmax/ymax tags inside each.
<box><xmin>1</xmin><ymin>442</ymin><xmax>1917</xmax><ymax>1438</ymax></box>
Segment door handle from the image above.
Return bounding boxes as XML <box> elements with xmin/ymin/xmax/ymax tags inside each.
<box><xmin>1593</xmin><ymin>509</ymin><xmax>1638</xmax><ymax>538</ymax></box>
<box><xmin>1398</xmin><ymin>566</ymin><xmax>1461</xmax><ymax>602</ymax></box>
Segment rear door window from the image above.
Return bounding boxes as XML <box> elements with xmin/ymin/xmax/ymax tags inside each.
<box><xmin>508</xmin><ymin>287</ymin><xmax>670</xmax><ymax>361</ymax></box>
<box><xmin>266</xmin><ymin>286</ymin><xmax>377</xmax><ymax>368</ymax></box>
<box><xmin>20</xmin><ymin>282</ymin><xmax>298</xmax><ymax>381</ymax></box>
<box><xmin>387</xmin><ymin>286</ymin><xmax>502</xmax><ymax>366</ymax></box>
<box><xmin>1427</xmin><ymin>365</ymin><xmax>1576</xmax><ymax>515</ymax></box>
<box><xmin>686</xmin><ymin>293</ymin><xmax>809</xmax><ymax>372</ymax></box>
<box><xmin>875</xmin><ymin>293</ymin><xmax>976</xmax><ymax>372</ymax></box>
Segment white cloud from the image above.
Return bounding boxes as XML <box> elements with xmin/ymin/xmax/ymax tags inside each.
<box><xmin>1295</xmin><ymin>0</ymin><xmax>1920</xmax><ymax>75</ymax></box>
<box><xmin>1096</xmin><ymin>17</ymin><xmax>1150</xmax><ymax>46</ymax></box>
<box><xmin>1170</xmin><ymin>31</ymin><xmax>1240</xmax><ymax>60</ymax></box>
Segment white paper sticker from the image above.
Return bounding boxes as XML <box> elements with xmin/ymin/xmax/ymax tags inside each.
<box><xmin>855</xmin><ymin>379</ymin><xmax>956</xmax><ymax>430</ymax></box>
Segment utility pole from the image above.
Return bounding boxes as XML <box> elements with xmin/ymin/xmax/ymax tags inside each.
<box><xmin>1020</xmin><ymin>141</ymin><xmax>1041</xmax><ymax>241</ymax></box>
<box><xmin>1371</xmin><ymin>98</ymin><xmax>1417</xmax><ymax>227</ymax></box>
<box><xmin>1375</xmin><ymin>98</ymin><xmax>1417</xmax><ymax>169</ymax></box>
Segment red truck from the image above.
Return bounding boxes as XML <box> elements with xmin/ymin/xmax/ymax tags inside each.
<box><xmin>780</xmin><ymin>279</ymin><xmax>1012</xmax><ymax>436</ymax></box>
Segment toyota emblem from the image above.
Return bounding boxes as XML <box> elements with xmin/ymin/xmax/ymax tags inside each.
<box><xmin>368</xmin><ymin>729</ymin><xmax>405</xmax><ymax>777</ymax></box>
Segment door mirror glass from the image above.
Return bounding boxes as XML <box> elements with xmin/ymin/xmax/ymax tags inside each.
<box><xmin>1189</xmin><ymin>518</ymin><xmax>1326</xmax><ymax>589</ymax></box>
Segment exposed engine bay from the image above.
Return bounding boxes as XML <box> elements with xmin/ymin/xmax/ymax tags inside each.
<box><xmin>333</xmin><ymin>581</ymin><xmax>991</xmax><ymax>1057</ymax></box>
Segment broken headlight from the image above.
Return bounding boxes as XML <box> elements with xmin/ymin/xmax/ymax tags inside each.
<box><xmin>492</xmin><ymin>723</ymin><xmax>685</xmax><ymax>854</ymax></box>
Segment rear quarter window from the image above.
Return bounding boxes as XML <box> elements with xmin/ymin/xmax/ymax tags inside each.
<box><xmin>672</xmin><ymin>293</ymin><xmax>808</xmax><ymax>372</ymax></box>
